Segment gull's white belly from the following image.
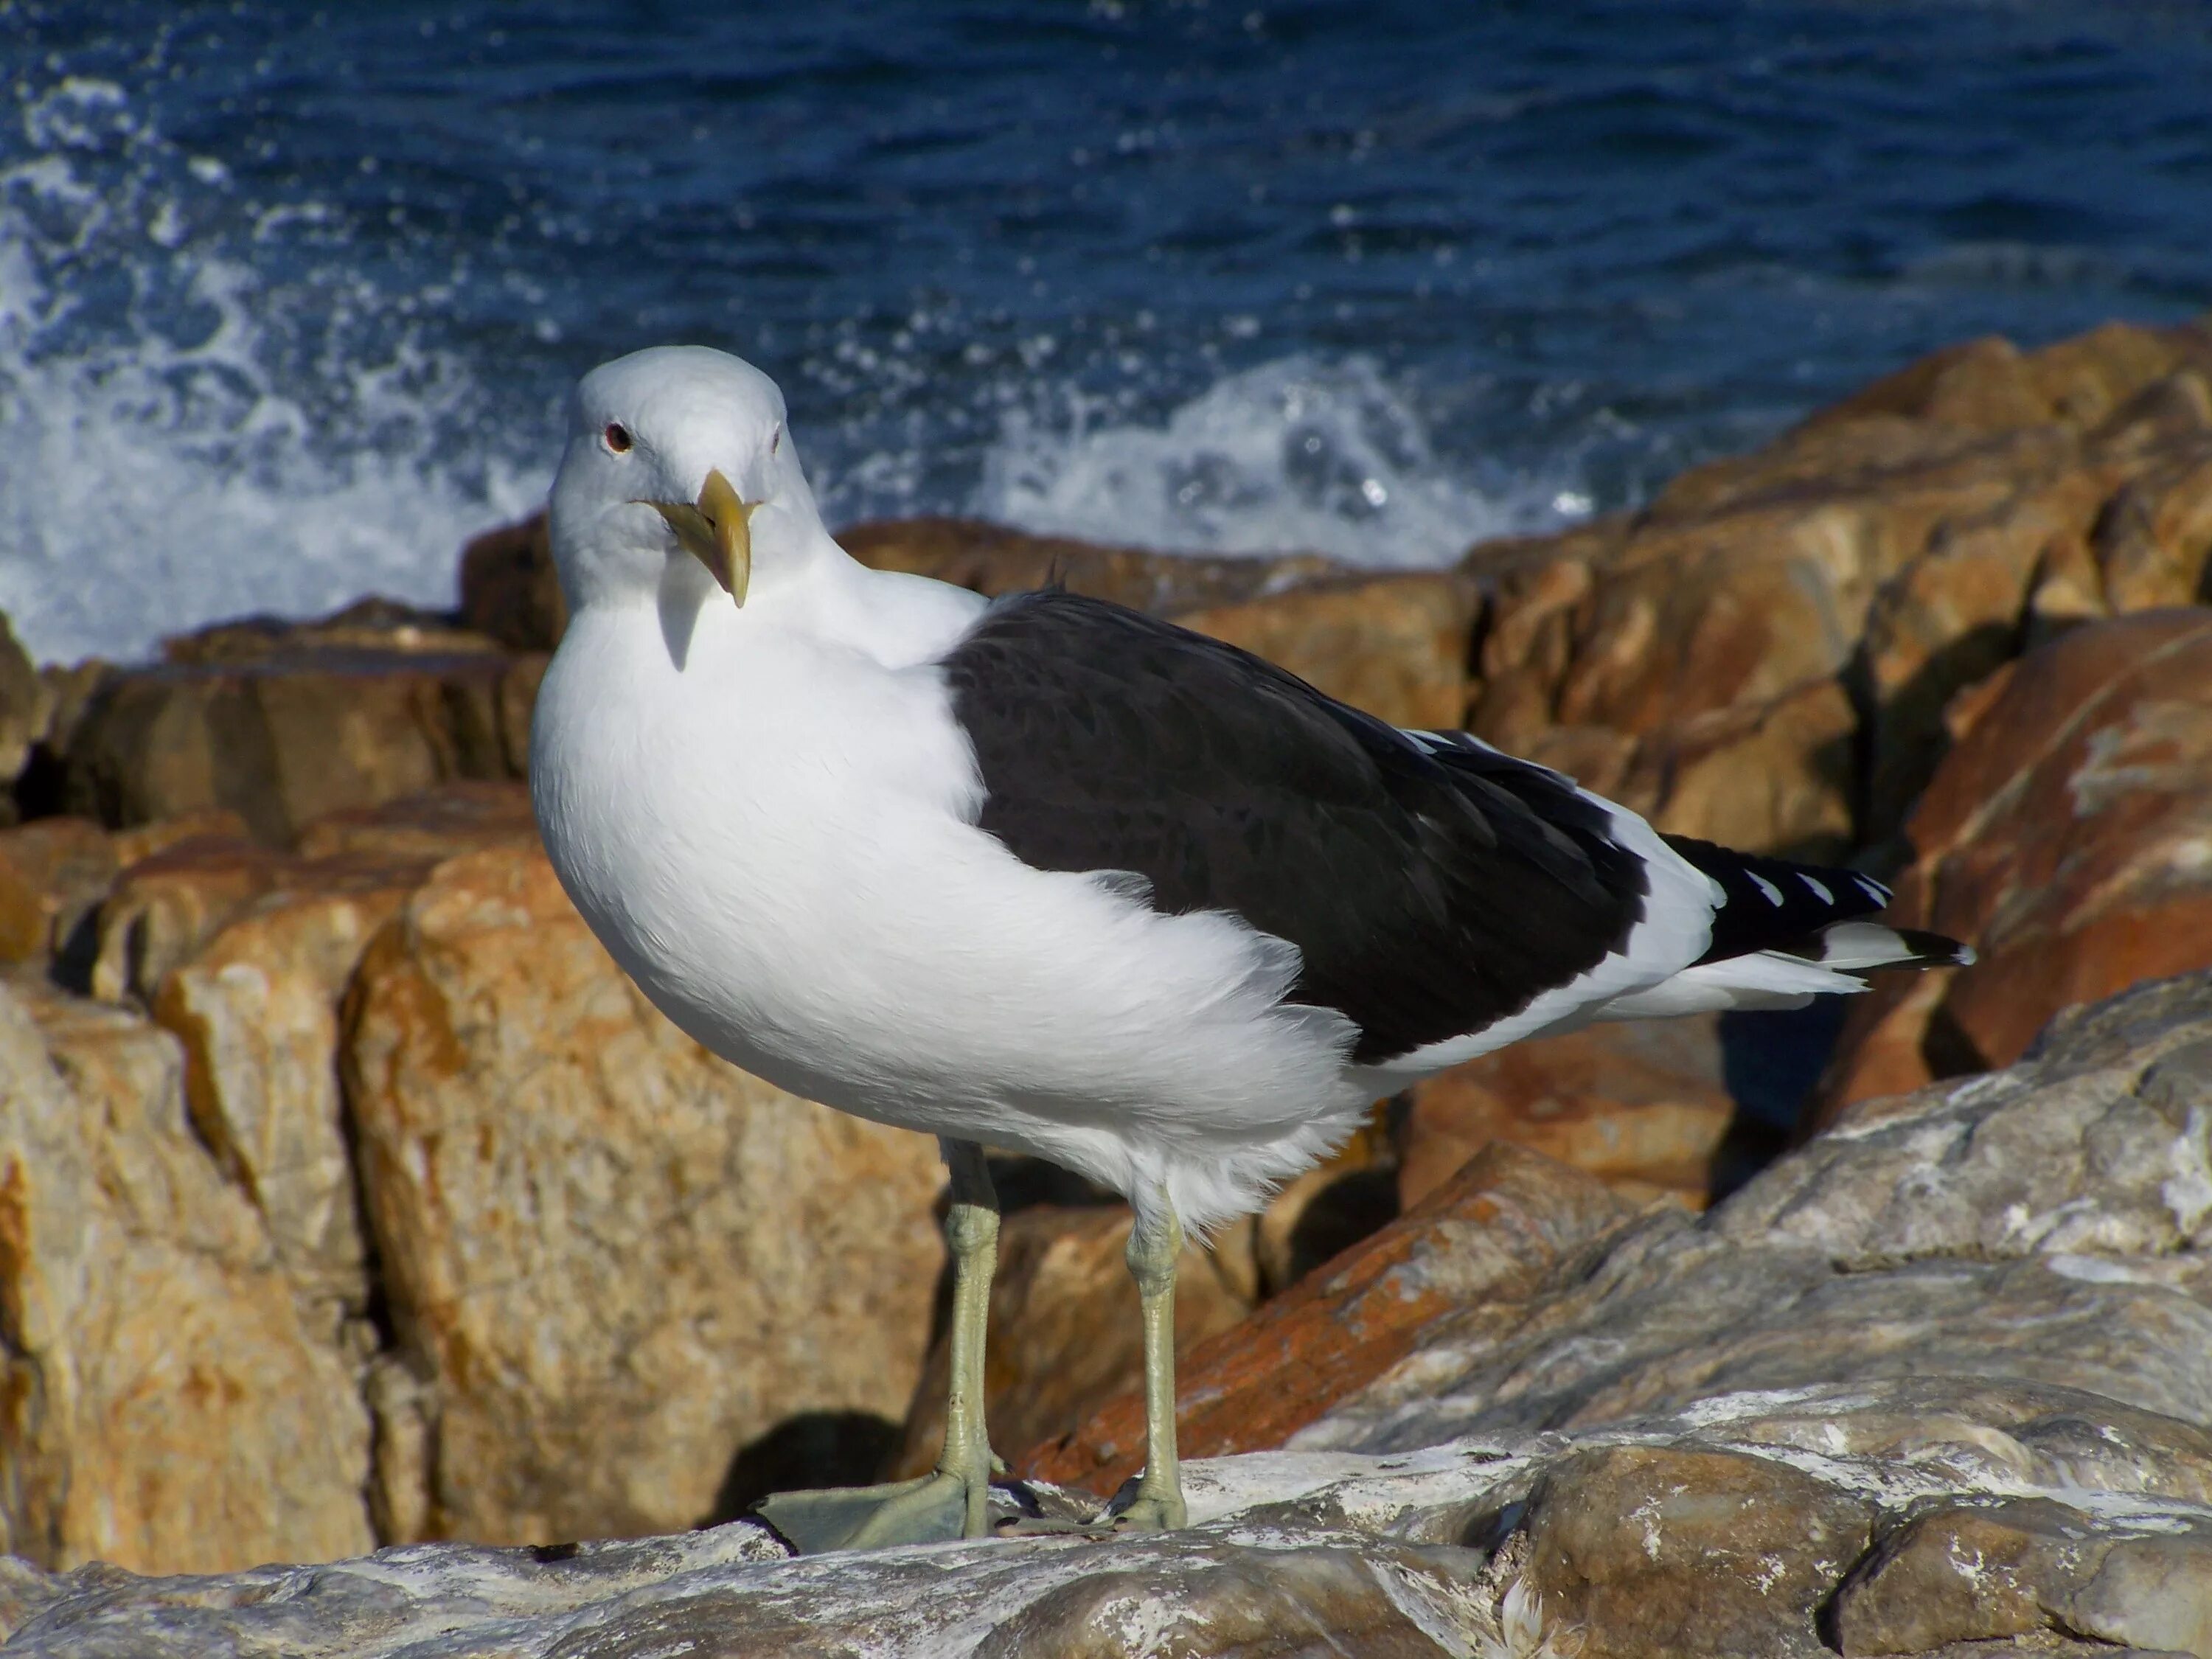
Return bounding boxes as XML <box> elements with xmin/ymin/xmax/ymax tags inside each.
<box><xmin>528</xmin><ymin>602</ymin><xmax>1368</xmax><ymax>1220</ymax></box>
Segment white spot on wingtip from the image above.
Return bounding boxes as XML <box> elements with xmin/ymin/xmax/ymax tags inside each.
<box><xmin>1855</xmin><ymin>875</ymin><xmax>1891</xmax><ymax>904</ymax></box>
<box><xmin>1798</xmin><ymin>873</ymin><xmax>1834</xmax><ymax>904</ymax></box>
<box><xmin>1750</xmin><ymin>873</ymin><xmax>1784</xmax><ymax>905</ymax></box>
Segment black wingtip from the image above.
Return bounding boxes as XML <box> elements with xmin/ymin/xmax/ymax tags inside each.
<box><xmin>1892</xmin><ymin>927</ymin><xmax>1977</xmax><ymax>968</ymax></box>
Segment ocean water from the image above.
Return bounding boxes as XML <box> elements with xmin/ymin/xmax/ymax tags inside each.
<box><xmin>4</xmin><ymin>1</ymin><xmax>2211</xmax><ymax>664</ymax></box>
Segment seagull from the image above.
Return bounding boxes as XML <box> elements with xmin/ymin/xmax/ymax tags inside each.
<box><xmin>528</xmin><ymin>345</ymin><xmax>1972</xmax><ymax>1553</ymax></box>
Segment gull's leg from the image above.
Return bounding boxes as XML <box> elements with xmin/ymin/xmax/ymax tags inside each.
<box><xmin>936</xmin><ymin>1136</ymin><xmax>1004</xmax><ymax>1533</ymax></box>
<box><xmin>1109</xmin><ymin>1190</ymin><xmax>1189</xmax><ymax>1531</ymax></box>
<box><xmin>754</xmin><ymin>1138</ymin><xmax>1003</xmax><ymax>1552</ymax></box>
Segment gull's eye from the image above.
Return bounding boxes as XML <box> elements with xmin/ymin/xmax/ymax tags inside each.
<box><xmin>603</xmin><ymin>422</ymin><xmax>633</xmax><ymax>454</ymax></box>
<box><xmin>770</xmin><ymin>424</ymin><xmax>782</xmax><ymax>456</ymax></box>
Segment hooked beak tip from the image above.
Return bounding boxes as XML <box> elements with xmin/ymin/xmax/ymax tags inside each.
<box><xmin>644</xmin><ymin>467</ymin><xmax>756</xmax><ymax>606</ymax></box>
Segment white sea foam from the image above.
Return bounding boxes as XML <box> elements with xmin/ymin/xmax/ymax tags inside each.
<box><xmin>971</xmin><ymin>354</ymin><xmax>1588</xmax><ymax>567</ymax></box>
<box><xmin>0</xmin><ymin>74</ymin><xmax>1581</xmax><ymax>668</ymax></box>
<box><xmin>0</xmin><ymin>77</ymin><xmax>547</xmax><ymax>667</ymax></box>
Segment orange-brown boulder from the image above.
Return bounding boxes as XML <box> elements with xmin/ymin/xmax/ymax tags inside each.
<box><xmin>1467</xmin><ymin>317</ymin><xmax>2212</xmax><ymax>848</ymax></box>
<box><xmin>1397</xmin><ymin>1016</ymin><xmax>1736</xmax><ymax>1211</ymax></box>
<box><xmin>1175</xmin><ymin>570</ymin><xmax>1478</xmax><ymax>728</ymax></box>
<box><xmin>0</xmin><ymin>981</ymin><xmax>375</xmax><ymax>1573</ymax></box>
<box><xmin>342</xmin><ymin>839</ymin><xmax>947</xmax><ymax>1545</ymax></box>
<box><xmin>0</xmin><ymin>611</ymin><xmax>42</xmax><ymax>811</ymax></box>
<box><xmin>60</xmin><ymin>644</ymin><xmax>538</xmax><ymax>843</ymax></box>
<box><xmin>0</xmin><ymin>818</ymin><xmax>116</xmax><ymax>964</ymax></box>
<box><xmin>459</xmin><ymin>513</ymin><xmax>566</xmax><ymax>653</ymax></box>
<box><xmin>0</xmin><ymin>810</ymin><xmax>248</xmax><ymax>973</ymax></box>
<box><xmin>837</xmin><ymin>515</ymin><xmax>1340</xmax><ymax>615</ymax></box>
<box><xmin>1813</xmin><ymin>608</ymin><xmax>2212</xmax><ymax>1123</ymax></box>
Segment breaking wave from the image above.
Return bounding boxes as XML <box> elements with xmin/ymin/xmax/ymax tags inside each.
<box><xmin>0</xmin><ymin>75</ymin><xmax>548</xmax><ymax>666</ymax></box>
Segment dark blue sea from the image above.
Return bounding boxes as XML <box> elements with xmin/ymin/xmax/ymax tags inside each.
<box><xmin>6</xmin><ymin>1</ymin><xmax>2211</xmax><ymax>662</ymax></box>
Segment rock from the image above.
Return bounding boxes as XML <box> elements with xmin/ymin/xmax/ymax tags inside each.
<box><xmin>0</xmin><ymin>981</ymin><xmax>374</xmax><ymax>1575</ymax></box>
<box><xmin>341</xmin><ymin>839</ymin><xmax>947</xmax><ymax>1545</ymax></box>
<box><xmin>1175</xmin><ymin>570</ymin><xmax>1479</xmax><ymax>728</ymax></box>
<box><xmin>0</xmin><ymin>609</ymin><xmax>44</xmax><ymax>813</ymax></box>
<box><xmin>838</xmin><ymin>515</ymin><xmax>1342</xmax><ymax>615</ymax></box>
<box><xmin>1022</xmin><ymin>1142</ymin><xmax>1639</xmax><ymax>1496</ymax></box>
<box><xmin>10</xmin><ymin>970</ymin><xmax>2212</xmax><ymax>1655</ymax></box>
<box><xmin>151</xmin><ymin>847</ymin><xmax>459</xmax><ymax>1308</ymax></box>
<box><xmin>11</xmin><ymin>1390</ymin><xmax>2210</xmax><ymax>1657</ymax></box>
<box><xmin>0</xmin><ymin>818</ymin><xmax>116</xmax><ymax>964</ymax></box>
<box><xmin>1831</xmin><ymin>1495</ymin><xmax>2212</xmax><ymax>1657</ymax></box>
<box><xmin>163</xmin><ymin>597</ymin><xmax>499</xmax><ymax>667</ymax></box>
<box><xmin>59</xmin><ymin>645</ymin><xmax>536</xmax><ymax>843</ymax></box>
<box><xmin>293</xmin><ymin>778</ymin><xmax>539</xmax><ymax>863</ymax></box>
<box><xmin>1465</xmin><ymin>317</ymin><xmax>2212</xmax><ymax>852</ymax></box>
<box><xmin>0</xmin><ymin>809</ymin><xmax>250</xmax><ymax>974</ymax></box>
<box><xmin>1814</xmin><ymin>608</ymin><xmax>2212</xmax><ymax>1119</ymax></box>
<box><xmin>89</xmin><ymin>832</ymin><xmax>295</xmax><ymax>1004</ymax></box>
<box><xmin>1396</xmin><ymin>1016</ymin><xmax>1736</xmax><ymax>1211</ymax></box>
<box><xmin>1854</xmin><ymin>467</ymin><xmax>2112</xmax><ymax>838</ymax></box>
<box><xmin>458</xmin><ymin>514</ymin><xmax>567</xmax><ymax>653</ymax></box>
<box><xmin>1516</xmin><ymin>1442</ymin><xmax>1873</xmax><ymax>1659</ymax></box>
<box><xmin>881</xmin><ymin>1203</ymin><xmax>1253</xmax><ymax>1488</ymax></box>
<box><xmin>1303</xmin><ymin>970</ymin><xmax>2212</xmax><ymax>1457</ymax></box>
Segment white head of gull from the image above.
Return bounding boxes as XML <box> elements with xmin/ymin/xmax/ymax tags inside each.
<box><xmin>529</xmin><ymin>344</ymin><xmax>1972</xmax><ymax>1552</ymax></box>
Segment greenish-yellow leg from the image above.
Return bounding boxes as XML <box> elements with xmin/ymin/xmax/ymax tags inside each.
<box><xmin>754</xmin><ymin>1138</ymin><xmax>1003</xmax><ymax>1553</ymax></box>
<box><xmin>1110</xmin><ymin>1194</ymin><xmax>1189</xmax><ymax>1531</ymax></box>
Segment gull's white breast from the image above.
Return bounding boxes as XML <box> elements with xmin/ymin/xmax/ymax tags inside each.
<box><xmin>528</xmin><ymin>595</ymin><xmax>1368</xmax><ymax>1228</ymax></box>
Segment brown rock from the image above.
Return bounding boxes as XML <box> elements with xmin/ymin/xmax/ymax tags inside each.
<box><xmin>1518</xmin><ymin>1442</ymin><xmax>1873</xmax><ymax>1659</ymax></box>
<box><xmin>60</xmin><ymin>646</ymin><xmax>529</xmax><ymax>842</ymax></box>
<box><xmin>1857</xmin><ymin>470</ymin><xmax>2112</xmax><ymax>838</ymax></box>
<box><xmin>1397</xmin><ymin>1016</ymin><xmax>1736</xmax><ymax>1211</ymax></box>
<box><xmin>90</xmin><ymin>833</ymin><xmax>294</xmax><ymax>1004</ymax></box>
<box><xmin>1492</xmin><ymin>680</ymin><xmax>1857</xmax><ymax>863</ymax></box>
<box><xmin>838</xmin><ymin>515</ymin><xmax>1341</xmax><ymax>614</ymax></box>
<box><xmin>0</xmin><ymin>982</ymin><xmax>372</xmax><ymax>1573</ymax></box>
<box><xmin>1832</xmin><ymin>1498</ymin><xmax>2110</xmax><ymax>1655</ymax></box>
<box><xmin>459</xmin><ymin>514</ymin><xmax>566</xmax><ymax>653</ymax></box>
<box><xmin>1463</xmin><ymin>319</ymin><xmax>2212</xmax><ymax>863</ymax></box>
<box><xmin>164</xmin><ymin>597</ymin><xmax>498</xmax><ymax>667</ymax></box>
<box><xmin>2094</xmin><ymin>442</ymin><xmax>2212</xmax><ymax>612</ymax></box>
<box><xmin>1639</xmin><ymin>675</ymin><xmax>1857</xmax><ymax>859</ymax></box>
<box><xmin>1815</xmin><ymin>608</ymin><xmax>2212</xmax><ymax>1119</ymax></box>
<box><xmin>0</xmin><ymin>818</ymin><xmax>116</xmax><ymax>964</ymax></box>
<box><xmin>1020</xmin><ymin>1144</ymin><xmax>1636</xmax><ymax>1495</ymax></box>
<box><xmin>0</xmin><ymin>809</ymin><xmax>251</xmax><ymax>972</ymax></box>
<box><xmin>967</xmin><ymin>1542</ymin><xmax>1497</xmax><ymax>1659</ymax></box>
<box><xmin>0</xmin><ymin>610</ymin><xmax>44</xmax><ymax>807</ymax></box>
<box><xmin>294</xmin><ymin>779</ymin><xmax>538</xmax><ymax>863</ymax></box>
<box><xmin>153</xmin><ymin>850</ymin><xmax>445</xmax><ymax>1308</ymax></box>
<box><xmin>342</xmin><ymin>840</ymin><xmax>947</xmax><ymax>1544</ymax></box>
<box><xmin>883</xmin><ymin>1204</ymin><xmax>1252</xmax><ymax>1486</ymax></box>
<box><xmin>1175</xmin><ymin>570</ymin><xmax>1478</xmax><ymax>728</ymax></box>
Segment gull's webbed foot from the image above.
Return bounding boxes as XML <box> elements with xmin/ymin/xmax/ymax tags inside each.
<box><xmin>753</xmin><ymin>1468</ymin><xmax>984</xmax><ymax>1554</ymax></box>
<box><xmin>1107</xmin><ymin>1486</ymin><xmax>1189</xmax><ymax>1532</ymax></box>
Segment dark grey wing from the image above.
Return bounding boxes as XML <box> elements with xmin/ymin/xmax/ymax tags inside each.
<box><xmin>937</xmin><ymin>590</ymin><xmax>1653</xmax><ymax>1065</ymax></box>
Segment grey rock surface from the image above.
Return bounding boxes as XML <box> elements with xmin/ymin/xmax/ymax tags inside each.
<box><xmin>1295</xmin><ymin>969</ymin><xmax>2212</xmax><ymax>1453</ymax></box>
<box><xmin>7</xmin><ymin>971</ymin><xmax>2212</xmax><ymax>1658</ymax></box>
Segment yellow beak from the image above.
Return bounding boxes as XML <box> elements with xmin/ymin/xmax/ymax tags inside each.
<box><xmin>644</xmin><ymin>467</ymin><xmax>756</xmax><ymax>605</ymax></box>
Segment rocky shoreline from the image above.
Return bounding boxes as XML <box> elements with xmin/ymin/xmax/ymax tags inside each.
<box><xmin>1</xmin><ymin>315</ymin><xmax>2210</xmax><ymax>1655</ymax></box>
